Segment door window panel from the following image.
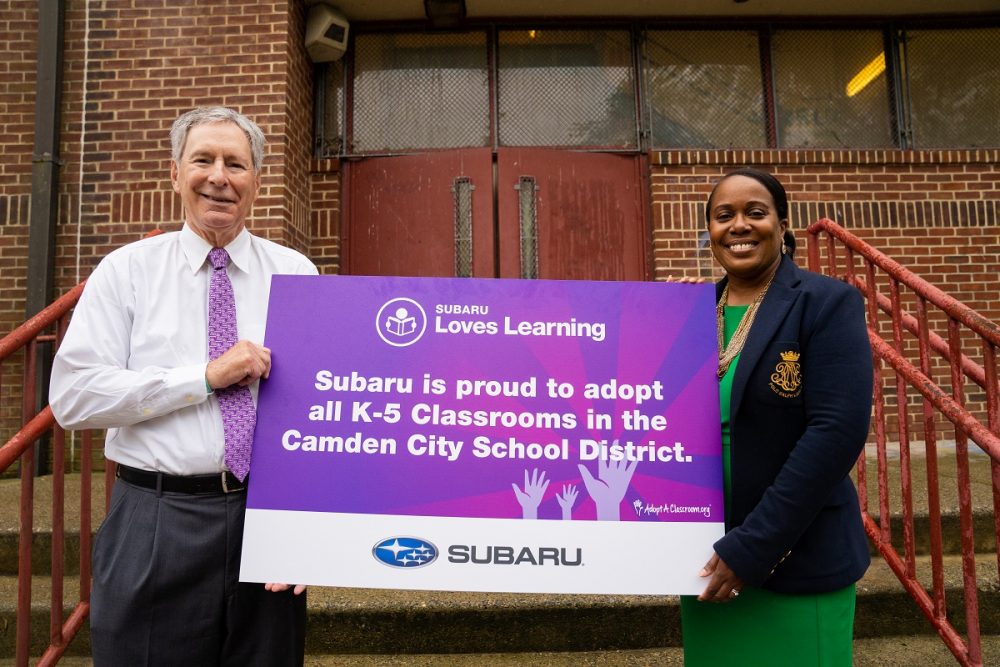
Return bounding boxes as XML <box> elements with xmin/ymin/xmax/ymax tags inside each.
<box><xmin>497</xmin><ymin>29</ymin><xmax>637</xmax><ymax>148</ymax></box>
<box><xmin>644</xmin><ymin>30</ymin><xmax>765</xmax><ymax>149</ymax></box>
<box><xmin>352</xmin><ymin>32</ymin><xmax>490</xmax><ymax>152</ymax></box>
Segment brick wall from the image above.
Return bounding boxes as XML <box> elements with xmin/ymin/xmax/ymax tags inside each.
<box><xmin>1</xmin><ymin>0</ymin><xmax>319</xmax><ymax>472</ymax></box>
<box><xmin>649</xmin><ymin>149</ymin><xmax>1000</xmax><ymax>443</ymax></box>
<box><xmin>50</xmin><ymin>0</ymin><xmax>315</xmax><ymax>295</ymax></box>
<box><xmin>310</xmin><ymin>158</ymin><xmax>342</xmax><ymax>275</ymax></box>
<box><xmin>4</xmin><ymin>3</ymin><xmax>998</xmax><ymax>464</ymax></box>
<box><xmin>0</xmin><ymin>1</ymin><xmax>37</xmax><ymax>454</ymax></box>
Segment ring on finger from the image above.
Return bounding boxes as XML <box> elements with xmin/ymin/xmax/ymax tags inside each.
<box><xmin>729</xmin><ymin>588</ymin><xmax>740</xmax><ymax>598</ymax></box>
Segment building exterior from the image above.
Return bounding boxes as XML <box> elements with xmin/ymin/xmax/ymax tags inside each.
<box><xmin>2</xmin><ymin>1</ymin><xmax>999</xmax><ymax>447</ymax></box>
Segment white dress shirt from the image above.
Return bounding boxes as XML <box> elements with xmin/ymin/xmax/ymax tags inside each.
<box><xmin>49</xmin><ymin>224</ymin><xmax>318</xmax><ymax>475</ymax></box>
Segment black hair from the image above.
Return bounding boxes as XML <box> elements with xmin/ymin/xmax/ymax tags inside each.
<box><xmin>705</xmin><ymin>167</ymin><xmax>796</xmax><ymax>257</ymax></box>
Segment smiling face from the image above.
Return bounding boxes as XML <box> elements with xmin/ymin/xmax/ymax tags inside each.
<box><xmin>707</xmin><ymin>174</ymin><xmax>787</xmax><ymax>293</ymax></box>
<box><xmin>171</xmin><ymin>121</ymin><xmax>260</xmax><ymax>248</ymax></box>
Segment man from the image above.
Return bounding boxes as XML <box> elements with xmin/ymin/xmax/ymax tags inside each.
<box><xmin>50</xmin><ymin>107</ymin><xmax>314</xmax><ymax>665</ymax></box>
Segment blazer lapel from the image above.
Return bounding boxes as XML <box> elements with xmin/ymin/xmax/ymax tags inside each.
<box><xmin>728</xmin><ymin>257</ymin><xmax>801</xmax><ymax>421</ymax></box>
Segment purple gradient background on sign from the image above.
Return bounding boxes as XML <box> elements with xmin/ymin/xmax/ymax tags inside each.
<box><xmin>246</xmin><ymin>276</ymin><xmax>723</xmax><ymax>522</ymax></box>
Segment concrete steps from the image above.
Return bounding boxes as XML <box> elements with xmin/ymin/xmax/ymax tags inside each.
<box><xmin>1</xmin><ymin>457</ymin><xmax>997</xmax><ymax>663</ymax></box>
<box><xmin>2</xmin><ymin>554</ymin><xmax>997</xmax><ymax>659</ymax></box>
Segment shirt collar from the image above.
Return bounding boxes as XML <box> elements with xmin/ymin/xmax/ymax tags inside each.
<box><xmin>180</xmin><ymin>223</ymin><xmax>252</xmax><ymax>274</ymax></box>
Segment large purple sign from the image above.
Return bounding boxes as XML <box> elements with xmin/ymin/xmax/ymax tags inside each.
<box><xmin>247</xmin><ymin>276</ymin><xmax>721</xmax><ymax>523</ymax></box>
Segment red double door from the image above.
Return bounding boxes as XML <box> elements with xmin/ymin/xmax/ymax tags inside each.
<box><xmin>342</xmin><ymin>148</ymin><xmax>649</xmax><ymax>281</ymax></box>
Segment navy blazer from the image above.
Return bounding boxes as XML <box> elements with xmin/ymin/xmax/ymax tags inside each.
<box><xmin>713</xmin><ymin>255</ymin><xmax>873</xmax><ymax>594</ymax></box>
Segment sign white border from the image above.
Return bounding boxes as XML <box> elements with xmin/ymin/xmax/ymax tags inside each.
<box><xmin>241</xmin><ymin>509</ymin><xmax>723</xmax><ymax>595</ymax></box>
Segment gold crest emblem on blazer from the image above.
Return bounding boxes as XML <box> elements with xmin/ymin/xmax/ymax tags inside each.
<box><xmin>769</xmin><ymin>349</ymin><xmax>802</xmax><ymax>398</ymax></box>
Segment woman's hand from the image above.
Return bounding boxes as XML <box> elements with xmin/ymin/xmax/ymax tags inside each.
<box><xmin>697</xmin><ymin>552</ymin><xmax>745</xmax><ymax>603</ymax></box>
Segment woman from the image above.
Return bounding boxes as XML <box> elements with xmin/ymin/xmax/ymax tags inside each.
<box><xmin>680</xmin><ymin>168</ymin><xmax>873</xmax><ymax>666</ymax></box>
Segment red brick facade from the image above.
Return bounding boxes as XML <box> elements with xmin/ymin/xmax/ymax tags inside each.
<box><xmin>1</xmin><ymin>2</ymin><xmax>997</xmax><ymax>457</ymax></box>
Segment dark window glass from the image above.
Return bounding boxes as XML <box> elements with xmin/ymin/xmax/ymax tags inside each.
<box><xmin>772</xmin><ymin>30</ymin><xmax>894</xmax><ymax>148</ymax></box>
<box><xmin>352</xmin><ymin>32</ymin><xmax>489</xmax><ymax>152</ymax></box>
<box><xmin>498</xmin><ymin>29</ymin><xmax>637</xmax><ymax>148</ymax></box>
<box><xmin>644</xmin><ymin>30</ymin><xmax>765</xmax><ymax>149</ymax></box>
<box><xmin>905</xmin><ymin>28</ymin><xmax>1000</xmax><ymax>148</ymax></box>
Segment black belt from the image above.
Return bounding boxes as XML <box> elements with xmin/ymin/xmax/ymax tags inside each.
<box><xmin>117</xmin><ymin>464</ymin><xmax>247</xmax><ymax>494</ymax></box>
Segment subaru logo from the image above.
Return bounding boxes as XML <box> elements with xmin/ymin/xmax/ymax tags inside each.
<box><xmin>372</xmin><ymin>536</ymin><xmax>438</xmax><ymax>569</ymax></box>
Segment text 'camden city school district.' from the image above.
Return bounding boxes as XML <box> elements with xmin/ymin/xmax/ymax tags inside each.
<box><xmin>275</xmin><ymin>370</ymin><xmax>694</xmax><ymax>464</ymax></box>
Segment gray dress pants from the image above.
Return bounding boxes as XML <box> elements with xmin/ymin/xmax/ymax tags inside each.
<box><xmin>89</xmin><ymin>479</ymin><xmax>306</xmax><ymax>666</ymax></box>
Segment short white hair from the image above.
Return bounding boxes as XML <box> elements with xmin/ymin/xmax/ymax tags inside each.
<box><xmin>170</xmin><ymin>107</ymin><xmax>265</xmax><ymax>171</ymax></box>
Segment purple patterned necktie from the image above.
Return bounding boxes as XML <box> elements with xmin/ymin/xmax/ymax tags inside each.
<box><xmin>208</xmin><ymin>247</ymin><xmax>255</xmax><ymax>481</ymax></box>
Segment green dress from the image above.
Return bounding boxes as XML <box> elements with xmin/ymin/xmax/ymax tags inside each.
<box><xmin>679</xmin><ymin>304</ymin><xmax>856</xmax><ymax>667</ymax></box>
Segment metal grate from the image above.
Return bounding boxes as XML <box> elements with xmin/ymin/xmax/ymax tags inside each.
<box><xmin>317</xmin><ymin>61</ymin><xmax>344</xmax><ymax>157</ymax></box>
<box><xmin>904</xmin><ymin>28</ymin><xmax>1000</xmax><ymax>149</ymax></box>
<box><xmin>771</xmin><ymin>29</ymin><xmax>895</xmax><ymax>149</ymax></box>
<box><xmin>644</xmin><ymin>30</ymin><xmax>765</xmax><ymax>149</ymax></box>
<box><xmin>452</xmin><ymin>177</ymin><xmax>474</xmax><ymax>277</ymax></box>
<box><xmin>515</xmin><ymin>176</ymin><xmax>538</xmax><ymax>279</ymax></box>
<box><xmin>321</xmin><ymin>23</ymin><xmax>998</xmax><ymax>155</ymax></box>
<box><xmin>497</xmin><ymin>29</ymin><xmax>637</xmax><ymax>148</ymax></box>
<box><xmin>351</xmin><ymin>32</ymin><xmax>490</xmax><ymax>153</ymax></box>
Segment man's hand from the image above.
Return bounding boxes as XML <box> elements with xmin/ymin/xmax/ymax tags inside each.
<box><xmin>264</xmin><ymin>583</ymin><xmax>306</xmax><ymax>595</ymax></box>
<box><xmin>206</xmin><ymin>340</ymin><xmax>270</xmax><ymax>389</ymax></box>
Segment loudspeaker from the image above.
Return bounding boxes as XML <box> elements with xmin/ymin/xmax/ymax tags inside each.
<box><xmin>305</xmin><ymin>3</ymin><xmax>349</xmax><ymax>63</ymax></box>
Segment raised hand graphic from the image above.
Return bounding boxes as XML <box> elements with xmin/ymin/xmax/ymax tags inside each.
<box><xmin>578</xmin><ymin>455</ymin><xmax>638</xmax><ymax>521</ymax></box>
<box><xmin>512</xmin><ymin>468</ymin><xmax>550</xmax><ymax>520</ymax></box>
<box><xmin>555</xmin><ymin>484</ymin><xmax>579</xmax><ymax>521</ymax></box>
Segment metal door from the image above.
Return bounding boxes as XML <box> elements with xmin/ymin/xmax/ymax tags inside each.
<box><xmin>496</xmin><ymin>149</ymin><xmax>649</xmax><ymax>281</ymax></box>
<box><xmin>343</xmin><ymin>148</ymin><xmax>495</xmax><ymax>277</ymax></box>
<box><xmin>343</xmin><ymin>149</ymin><xmax>649</xmax><ymax>280</ymax></box>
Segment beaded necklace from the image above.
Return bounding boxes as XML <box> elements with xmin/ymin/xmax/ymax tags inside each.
<box><xmin>716</xmin><ymin>270</ymin><xmax>776</xmax><ymax>379</ymax></box>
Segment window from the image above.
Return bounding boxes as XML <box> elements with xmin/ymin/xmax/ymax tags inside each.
<box><xmin>351</xmin><ymin>32</ymin><xmax>489</xmax><ymax>152</ymax></box>
<box><xmin>905</xmin><ymin>28</ymin><xmax>1000</xmax><ymax>149</ymax></box>
<box><xmin>316</xmin><ymin>23</ymin><xmax>999</xmax><ymax>155</ymax></box>
<box><xmin>497</xmin><ymin>29</ymin><xmax>636</xmax><ymax>148</ymax></box>
<box><xmin>771</xmin><ymin>30</ymin><xmax>894</xmax><ymax>148</ymax></box>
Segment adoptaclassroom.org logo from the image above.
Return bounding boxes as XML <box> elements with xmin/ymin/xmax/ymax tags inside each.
<box><xmin>372</xmin><ymin>536</ymin><xmax>438</xmax><ymax>569</ymax></box>
<box><xmin>375</xmin><ymin>297</ymin><xmax>427</xmax><ymax>347</ymax></box>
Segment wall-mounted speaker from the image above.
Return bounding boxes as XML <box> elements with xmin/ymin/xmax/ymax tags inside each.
<box><xmin>305</xmin><ymin>3</ymin><xmax>349</xmax><ymax>63</ymax></box>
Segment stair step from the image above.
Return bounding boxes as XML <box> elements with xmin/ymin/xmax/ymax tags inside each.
<box><xmin>1</xmin><ymin>553</ymin><xmax>997</xmax><ymax>658</ymax></box>
<box><xmin>3</xmin><ymin>635</ymin><xmax>1000</xmax><ymax>666</ymax></box>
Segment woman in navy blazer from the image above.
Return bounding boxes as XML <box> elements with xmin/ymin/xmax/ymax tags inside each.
<box><xmin>681</xmin><ymin>168</ymin><xmax>873</xmax><ymax>666</ymax></box>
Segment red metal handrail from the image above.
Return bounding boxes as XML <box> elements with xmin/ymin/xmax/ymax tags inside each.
<box><xmin>807</xmin><ymin>218</ymin><xmax>1000</xmax><ymax>667</ymax></box>
<box><xmin>1</xmin><ymin>293</ymin><xmax>90</xmax><ymax>667</ymax></box>
<box><xmin>1</xmin><ymin>230</ymin><xmax>160</xmax><ymax>666</ymax></box>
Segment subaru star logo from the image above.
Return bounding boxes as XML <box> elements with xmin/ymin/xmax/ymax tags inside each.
<box><xmin>373</xmin><ymin>536</ymin><xmax>438</xmax><ymax>569</ymax></box>
<box><xmin>375</xmin><ymin>297</ymin><xmax>427</xmax><ymax>347</ymax></box>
